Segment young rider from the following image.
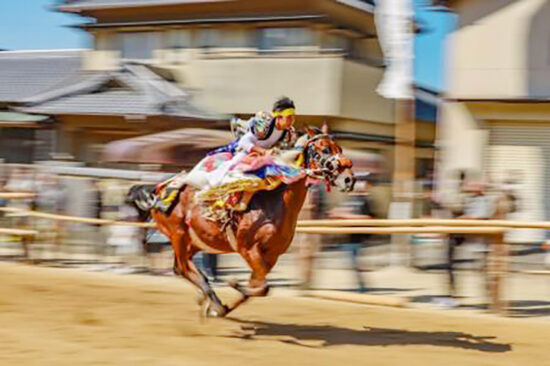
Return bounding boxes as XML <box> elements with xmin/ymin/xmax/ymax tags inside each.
<box><xmin>156</xmin><ymin>97</ymin><xmax>297</xmax><ymax>212</ymax></box>
<box><xmin>192</xmin><ymin>96</ymin><xmax>297</xmax><ymax>188</ymax></box>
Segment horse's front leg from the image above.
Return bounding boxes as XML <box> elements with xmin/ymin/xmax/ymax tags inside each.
<box><xmin>225</xmin><ymin>243</ymin><xmax>277</xmax><ymax>314</ymax></box>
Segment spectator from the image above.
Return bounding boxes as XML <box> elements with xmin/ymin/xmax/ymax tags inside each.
<box><xmin>35</xmin><ymin>175</ymin><xmax>66</xmax><ymax>214</ymax></box>
<box><xmin>329</xmin><ymin>173</ymin><xmax>376</xmax><ymax>293</ymax></box>
<box><xmin>441</xmin><ymin>176</ymin><xmax>494</xmax><ymax>308</ymax></box>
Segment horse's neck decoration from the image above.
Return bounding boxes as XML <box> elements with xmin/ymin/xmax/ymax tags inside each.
<box><xmin>127</xmin><ymin>126</ymin><xmax>355</xmax><ymax>318</ymax></box>
<box><xmin>297</xmin><ymin>131</ymin><xmax>355</xmax><ymax>192</ymax></box>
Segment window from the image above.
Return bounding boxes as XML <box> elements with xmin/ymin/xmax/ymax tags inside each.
<box><xmin>257</xmin><ymin>28</ymin><xmax>314</xmax><ymax>50</ymax></box>
<box><xmin>196</xmin><ymin>29</ymin><xmax>253</xmax><ymax>48</ymax></box>
<box><xmin>195</xmin><ymin>29</ymin><xmax>219</xmax><ymax>48</ymax></box>
<box><xmin>322</xmin><ymin>34</ymin><xmax>353</xmax><ymax>54</ymax></box>
<box><xmin>166</xmin><ymin>29</ymin><xmax>193</xmax><ymax>49</ymax></box>
<box><xmin>120</xmin><ymin>32</ymin><xmax>160</xmax><ymax>59</ymax></box>
<box><xmin>95</xmin><ymin>33</ymin><xmax>117</xmax><ymax>51</ymax></box>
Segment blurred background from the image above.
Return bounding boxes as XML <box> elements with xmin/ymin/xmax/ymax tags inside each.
<box><xmin>1</xmin><ymin>0</ymin><xmax>550</xmax><ymax>312</ymax></box>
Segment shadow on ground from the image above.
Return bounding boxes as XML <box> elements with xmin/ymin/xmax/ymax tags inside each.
<box><xmin>225</xmin><ymin>317</ymin><xmax>512</xmax><ymax>352</ymax></box>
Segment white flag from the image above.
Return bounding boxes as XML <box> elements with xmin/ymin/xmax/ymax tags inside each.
<box><xmin>375</xmin><ymin>0</ymin><xmax>414</xmax><ymax>100</ymax></box>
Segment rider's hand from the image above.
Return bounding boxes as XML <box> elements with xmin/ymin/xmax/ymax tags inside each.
<box><xmin>251</xmin><ymin>146</ymin><xmax>267</xmax><ymax>155</ymax></box>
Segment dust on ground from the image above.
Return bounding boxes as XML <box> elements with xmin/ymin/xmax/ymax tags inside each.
<box><xmin>1</xmin><ymin>262</ymin><xmax>548</xmax><ymax>366</ymax></box>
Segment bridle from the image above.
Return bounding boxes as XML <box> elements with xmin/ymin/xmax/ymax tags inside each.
<box><xmin>301</xmin><ymin>134</ymin><xmax>347</xmax><ymax>184</ymax></box>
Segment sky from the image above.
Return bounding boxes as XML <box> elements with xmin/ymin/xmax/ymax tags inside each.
<box><xmin>0</xmin><ymin>0</ymin><xmax>89</xmax><ymax>51</ymax></box>
<box><xmin>413</xmin><ymin>0</ymin><xmax>457</xmax><ymax>91</ymax></box>
<box><xmin>0</xmin><ymin>0</ymin><xmax>456</xmax><ymax>91</ymax></box>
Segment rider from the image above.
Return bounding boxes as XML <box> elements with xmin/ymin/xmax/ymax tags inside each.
<box><xmin>156</xmin><ymin>96</ymin><xmax>297</xmax><ymax>212</ymax></box>
<box><xmin>213</xmin><ymin>96</ymin><xmax>297</xmax><ymax>157</ymax></box>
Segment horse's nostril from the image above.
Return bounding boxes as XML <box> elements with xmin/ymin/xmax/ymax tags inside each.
<box><xmin>345</xmin><ymin>177</ymin><xmax>351</xmax><ymax>183</ymax></box>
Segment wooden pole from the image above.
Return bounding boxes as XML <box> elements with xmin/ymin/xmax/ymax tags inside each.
<box><xmin>21</xmin><ymin>236</ymin><xmax>31</xmax><ymax>262</ymax></box>
<box><xmin>487</xmin><ymin>233</ymin><xmax>508</xmax><ymax>314</ymax></box>
<box><xmin>391</xmin><ymin>99</ymin><xmax>416</xmax><ymax>265</ymax></box>
<box><xmin>393</xmin><ymin>99</ymin><xmax>416</xmax><ymax>195</ymax></box>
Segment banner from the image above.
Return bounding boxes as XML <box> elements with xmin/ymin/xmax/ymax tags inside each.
<box><xmin>375</xmin><ymin>0</ymin><xmax>414</xmax><ymax>100</ymax></box>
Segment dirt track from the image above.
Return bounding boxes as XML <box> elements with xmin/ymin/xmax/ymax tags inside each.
<box><xmin>1</xmin><ymin>263</ymin><xmax>549</xmax><ymax>366</ymax></box>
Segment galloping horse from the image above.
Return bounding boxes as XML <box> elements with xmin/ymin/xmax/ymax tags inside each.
<box><xmin>127</xmin><ymin>128</ymin><xmax>355</xmax><ymax>317</ymax></box>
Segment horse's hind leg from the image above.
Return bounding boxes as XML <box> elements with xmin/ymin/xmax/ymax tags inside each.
<box><xmin>184</xmin><ymin>255</ymin><xmax>227</xmax><ymax>317</ymax></box>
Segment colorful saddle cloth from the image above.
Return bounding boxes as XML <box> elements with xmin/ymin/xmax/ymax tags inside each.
<box><xmin>194</xmin><ymin>151</ymin><xmax>305</xmax><ymax>222</ymax></box>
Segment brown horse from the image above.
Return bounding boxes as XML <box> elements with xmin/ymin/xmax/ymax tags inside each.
<box><xmin>127</xmin><ymin>128</ymin><xmax>355</xmax><ymax>317</ymax></box>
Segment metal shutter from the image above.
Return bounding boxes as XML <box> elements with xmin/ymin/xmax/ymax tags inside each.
<box><xmin>487</xmin><ymin>124</ymin><xmax>550</xmax><ymax>243</ymax></box>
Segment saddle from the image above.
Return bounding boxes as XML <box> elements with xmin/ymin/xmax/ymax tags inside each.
<box><xmin>156</xmin><ymin>172</ymin><xmax>188</xmax><ymax>215</ymax></box>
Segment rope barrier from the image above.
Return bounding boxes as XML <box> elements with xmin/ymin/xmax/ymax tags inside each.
<box><xmin>296</xmin><ymin>226</ymin><xmax>507</xmax><ymax>235</ymax></box>
<box><xmin>298</xmin><ymin>218</ymin><xmax>550</xmax><ymax>230</ymax></box>
<box><xmin>0</xmin><ymin>192</ymin><xmax>36</xmax><ymax>200</ymax></box>
<box><xmin>0</xmin><ymin>207</ymin><xmax>155</xmax><ymax>228</ymax></box>
<box><xmin>0</xmin><ymin>227</ymin><xmax>38</xmax><ymax>236</ymax></box>
<box><xmin>1</xmin><ymin>206</ymin><xmax>549</xmax><ymax>233</ymax></box>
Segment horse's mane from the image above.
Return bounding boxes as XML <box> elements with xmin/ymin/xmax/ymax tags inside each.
<box><xmin>294</xmin><ymin>127</ymin><xmax>324</xmax><ymax>150</ymax></box>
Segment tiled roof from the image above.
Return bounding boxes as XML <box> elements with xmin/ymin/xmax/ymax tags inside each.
<box><xmin>0</xmin><ymin>50</ymin><xmax>83</xmax><ymax>103</ymax></box>
<box><xmin>17</xmin><ymin>63</ymin><xmax>225</xmax><ymax>121</ymax></box>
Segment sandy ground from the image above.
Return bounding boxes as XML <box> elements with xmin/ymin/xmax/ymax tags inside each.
<box><xmin>1</xmin><ymin>262</ymin><xmax>549</xmax><ymax>366</ymax></box>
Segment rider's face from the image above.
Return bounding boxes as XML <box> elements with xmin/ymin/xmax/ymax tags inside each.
<box><xmin>275</xmin><ymin>115</ymin><xmax>295</xmax><ymax>130</ymax></box>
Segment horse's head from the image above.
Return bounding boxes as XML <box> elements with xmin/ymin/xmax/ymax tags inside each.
<box><xmin>297</xmin><ymin>125</ymin><xmax>355</xmax><ymax>192</ymax></box>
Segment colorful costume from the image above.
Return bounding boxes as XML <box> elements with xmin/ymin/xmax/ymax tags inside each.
<box><xmin>181</xmin><ymin>110</ymin><xmax>302</xmax><ymax>221</ymax></box>
<box><xmin>156</xmin><ymin>98</ymin><xmax>301</xmax><ymax>221</ymax></box>
<box><xmin>185</xmin><ymin>111</ymin><xmax>297</xmax><ymax>190</ymax></box>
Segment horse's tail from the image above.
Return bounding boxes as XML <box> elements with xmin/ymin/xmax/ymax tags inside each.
<box><xmin>126</xmin><ymin>184</ymin><xmax>157</xmax><ymax>221</ymax></box>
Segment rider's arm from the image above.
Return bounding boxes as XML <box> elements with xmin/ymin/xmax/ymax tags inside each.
<box><xmin>237</xmin><ymin>132</ymin><xmax>267</xmax><ymax>155</ymax></box>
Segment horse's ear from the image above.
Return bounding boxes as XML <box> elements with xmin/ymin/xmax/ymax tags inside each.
<box><xmin>321</xmin><ymin>121</ymin><xmax>329</xmax><ymax>135</ymax></box>
<box><xmin>305</xmin><ymin>126</ymin><xmax>317</xmax><ymax>137</ymax></box>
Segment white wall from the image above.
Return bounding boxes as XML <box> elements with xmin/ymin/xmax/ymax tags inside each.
<box><xmin>448</xmin><ymin>0</ymin><xmax>550</xmax><ymax>98</ymax></box>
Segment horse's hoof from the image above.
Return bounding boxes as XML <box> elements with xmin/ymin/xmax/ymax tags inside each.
<box><xmin>209</xmin><ymin>304</ymin><xmax>228</xmax><ymax>318</ymax></box>
<box><xmin>206</xmin><ymin>306</ymin><xmax>227</xmax><ymax>318</ymax></box>
<box><xmin>200</xmin><ymin>299</ymin><xmax>228</xmax><ymax>318</ymax></box>
<box><xmin>248</xmin><ymin>284</ymin><xmax>270</xmax><ymax>297</ymax></box>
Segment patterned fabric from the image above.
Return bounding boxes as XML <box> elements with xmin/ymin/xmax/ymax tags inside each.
<box><xmin>172</xmin><ymin>111</ymin><xmax>301</xmax><ymax>222</ymax></box>
<box><xmin>230</xmin><ymin>117</ymin><xmax>251</xmax><ymax>140</ymax></box>
<box><xmin>194</xmin><ymin>150</ymin><xmax>305</xmax><ymax>223</ymax></box>
<box><xmin>195</xmin><ymin>152</ymin><xmax>233</xmax><ymax>172</ymax></box>
<box><xmin>221</xmin><ymin>111</ymin><xmax>296</xmax><ymax>156</ymax></box>
<box><xmin>249</xmin><ymin>111</ymin><xmax>274</xmax><ymax>140</ymax></box>
<box><xmin>207</xmin><ymin>139</ymin><xmax>238</xmax><ymax>156</ymax></box>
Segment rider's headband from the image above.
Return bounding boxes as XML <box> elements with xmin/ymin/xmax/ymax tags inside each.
<box><xmin>272</xmin><ymin>108</ymin><xmax>295</xmax><ymax>117</ymax></box>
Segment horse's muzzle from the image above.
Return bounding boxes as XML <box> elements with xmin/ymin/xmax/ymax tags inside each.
<box><xmin>345</xmin><ymin>175</ymin><xmax>356</xmax><ymax>192</ymax></box>
<box><xmin>335</xmin><ymin>168</ymin><xmax>355</xmax><ymax>192</ymax></box>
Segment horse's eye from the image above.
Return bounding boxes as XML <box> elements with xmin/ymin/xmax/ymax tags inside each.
<box><xmin>323</xmin><ymin>148</ymin><xmax>331</xmax><ymax>154</ymax></box>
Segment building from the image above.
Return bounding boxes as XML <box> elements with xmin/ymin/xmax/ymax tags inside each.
<box><xmin>17</xmin><ymin>62</ymin><xmax>224</xmax><ymax>164</ymax></box>
<box><xmin>58</xmin><ymin>0</ymin><xmax>437</xmax><ymax>175</ymax></box>
<box><xmin>0</xmin><ymin>50</ymin><xmax>83</xmax><ymax>163</ymax></box>
<box><xmin>437</xmin><ymin>0</ymin><xmax>550</xmax><ymax>240</ymax></box>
